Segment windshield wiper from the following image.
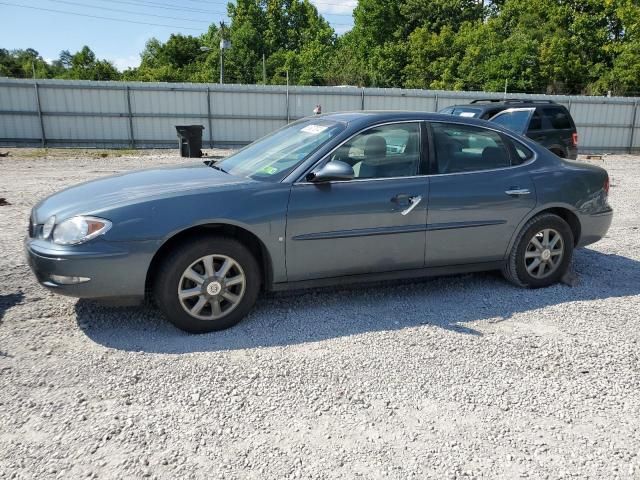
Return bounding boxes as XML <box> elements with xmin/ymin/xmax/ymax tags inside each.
<box><xmin>203</xmin><ymin>159</ymin><xmax>229</xmax><ymax>173</ymax></box>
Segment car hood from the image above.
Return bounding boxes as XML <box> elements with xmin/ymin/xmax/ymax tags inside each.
<box><xmin>33</xmin><ymin>162</ymin><xmax>253</xmax><ymax>222</ymax></box>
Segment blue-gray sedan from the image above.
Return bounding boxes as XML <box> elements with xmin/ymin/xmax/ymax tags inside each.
<box><xmin>25</xmin><ymin>112</ymin><xmax>613</xmax><ymax>333</ymax></box>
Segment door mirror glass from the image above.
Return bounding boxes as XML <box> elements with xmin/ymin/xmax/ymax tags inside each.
<box><xmin>307</xmin><ymin>160</ymin><xmax>355</xmax><ymax>182</ymax></box>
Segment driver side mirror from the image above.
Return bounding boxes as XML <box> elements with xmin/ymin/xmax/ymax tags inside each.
<box><xmin>306</xmin><ymin>160</ymin><xmax>354</xmax><ymax>182</ymax></box>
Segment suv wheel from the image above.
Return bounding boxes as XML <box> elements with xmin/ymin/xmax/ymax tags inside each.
<box><xmin>503</xmin><ymin>213</ymin><xmax>574</xmax><ymax>288</ymax></box>
<box><xmin>154</xmin><ymin>236</ymin><xmax>261</xmax><ymax>333</ymax></box>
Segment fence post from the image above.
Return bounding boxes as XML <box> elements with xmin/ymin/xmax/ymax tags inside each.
<box><xmin>285</xmin><ymin>83</ymin><xmax>290</xmax><ymax>124</ymax></box>
<box><xmin>629</xmin><ymin>101</ymin><xmax>639</xmax><ymax>154</ymax></box>
<box><xmin>33</xmin><ymin>81</ymin><xmax>46</xmax><ymax>148</ymax></box>
<box><xmin>434</xmin><ymin>94</ymin><xmax>439</xmax><ymax>112</ymax></box>
<box><xmin>125</xmin><ymin>86</ymin><xmax>135</xmax><ymax>149</ymax></box>
<box><xmin>206</xmin><ymin>86</ymin><xmax>213</xmax><ymax>148</ymax></box>
<box><xmin>361</xmin><ymin>88</ymin><xmax>365</xmax><ymax>110</ymax></box>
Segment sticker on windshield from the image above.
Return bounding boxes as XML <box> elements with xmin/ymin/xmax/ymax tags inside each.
<box><xmin>260</xmin><ymin>166</ymin><xmax>279</xmax><ymax>175</ymax></box>
<box><xmin>301</xmin><ymin>124</ymin><xmax>329</xmax><ymax>134</ymax></box>
<box><xmin>458</xmin><ymin>112</ymin><xmax>476</xmax><ymax>118</ymax></box>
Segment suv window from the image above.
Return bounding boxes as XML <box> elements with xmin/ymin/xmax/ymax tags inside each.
<box><xmin>542</xmin><ymin>107</ymin><xmax>572</xmax><ymax>129</ymax></box>
<box><xmin>528</xmin><ymin>110</ymin><xmax>542</xmax><ymax>131</ymax></box>
<box><xmin>490</xmin><ymin>109</ymin><xmax>533</xmax><ymax>134</ymax></box>
<box><xmin>328</xmin><ymin>123</ymin><xmax>421</xmax><ymax>179</ymax></box>
<box><xmin>432</xmin><ymin>123</ymin><xmax>512</xmax><ymax>174</ymax></box>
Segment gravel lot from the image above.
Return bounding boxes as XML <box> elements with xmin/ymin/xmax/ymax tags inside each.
<box><xmin>1</xmin><ymin>148</ymin><xmax>639</xmax><ymax>480</ymax></box>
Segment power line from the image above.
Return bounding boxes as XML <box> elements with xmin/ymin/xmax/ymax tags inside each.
<box><xmin>1</xmin><ymin>0</ymin><xmax>353</xmax><ymax>32</ymax></box>
<box><xmin>0</xmin><ymin>2</ymin><xmax>206</xmax><ymax>30</ymax></box>
<box><xmin>90</xmin><ymin>0</ymin><xmax>231</xmax><ymax>15</ymax></box>
<box><xmin>91</xmin><ymin>0</ymin><xmax>355</xmax><ymax>17</ymax></box>
<box><xmin>183</xmin><ymin>0</ymin><xmax>356</xmax><ymax>8</ymax></box>
<box><xmin>46</xmin><ymin>0</ymin><xmax>213</xmax><ymax>23</ymax></box>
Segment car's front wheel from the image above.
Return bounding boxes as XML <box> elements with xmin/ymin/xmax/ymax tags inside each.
<box><xmin>503</xmin><ymin>213</ymin><xmax>574</xmax><ymax>288</ymax></box>
<box><xmin>154</xmin><ymin>236</ymin><xmax>260</xmax><ymax>333</ymax></box>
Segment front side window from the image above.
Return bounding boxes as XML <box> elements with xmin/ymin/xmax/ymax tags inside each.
<box><xmin>432</xmin><ymin>122</ymin><xmax>512</xmax><ymax>174</ymax></box>
<box><xmin>328</xmin><ymin>123</ymin><xmax>421</xmax><ymax>179</ymax></box>
<box><xmin>216</xmin><ymin>119</ymin><xmax>345</xmax><ymax>182</ymax></box>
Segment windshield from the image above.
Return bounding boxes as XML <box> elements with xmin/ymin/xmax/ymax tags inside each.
<box><xmin>490</xmin><ymin>109</ymin><xmax>533</xmax><ymax>134</ymax></box>
<box><xmin>215</xmin><ymin>119</ymin><xmax>345</xmax><ymax>182</ymax></box>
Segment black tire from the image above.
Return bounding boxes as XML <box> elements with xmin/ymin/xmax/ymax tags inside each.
<box><xmin>502</xmin><ymin>213</ymin><xmax>574</xmax><ymax>288</ymax></box>
<box><xmin>154</xmin><ymin>236</ymin><xmax>261</xmax><ymax>333</ymax></box>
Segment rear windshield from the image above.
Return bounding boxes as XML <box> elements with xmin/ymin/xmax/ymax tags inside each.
<box><xmin>439</xmin><ymin>107</ymin><xmax>483</xmax><ymax>118</ymax></box>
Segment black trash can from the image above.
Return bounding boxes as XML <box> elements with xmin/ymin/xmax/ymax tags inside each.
<box><xmin>175</xmin><ymin>125</ymin><xmax>205</xmax><ymax>158</ymax></box>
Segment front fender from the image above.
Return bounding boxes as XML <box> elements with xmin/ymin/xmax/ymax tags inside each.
<box><xmin>100</xmin><ymin>183</ymin><xmax>292</xmax><ymax>284</ymax></box>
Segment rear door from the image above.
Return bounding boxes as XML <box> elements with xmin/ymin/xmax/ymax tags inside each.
<box><xmin>425</xmin><ymin>121</ymin><xmax>537</xmax><ymax>266</ymax></box>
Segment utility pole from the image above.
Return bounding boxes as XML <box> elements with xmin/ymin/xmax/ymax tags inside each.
<box><xmin>218</xmin><ymin>21</ymin><xmax>230</xmax><ymax>84</ymax></box>
<box><xmin>219</xmin><ymin>46</ymin><xmax>224</xmax><ymax>84</ymax></box>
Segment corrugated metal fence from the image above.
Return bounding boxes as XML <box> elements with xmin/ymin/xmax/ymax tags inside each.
<box><xmin>1</xmin><ymin>77</ymin><xmax>639</xmax><ymax>153</ymax></box>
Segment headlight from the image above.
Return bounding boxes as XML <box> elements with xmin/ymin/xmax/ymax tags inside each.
<box><xmin>42</xmin><ymin>215</ymin><xmax>56</xmax><ymax>239</ymax></box>
<box><xmin>52</xmin><ymin>216</ymin><xmax>112</xmax><ymax>245</ymax></box>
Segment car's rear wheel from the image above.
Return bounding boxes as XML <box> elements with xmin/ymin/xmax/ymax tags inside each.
<box><xmin>503</xmin><ymin>213</ymin><xmax>574</xmax><ymax>288</ymax></box>
<box><xmin>154</xmin><ymin>236</ymin><xmax>260</xmax><ymax>333</ymax></box>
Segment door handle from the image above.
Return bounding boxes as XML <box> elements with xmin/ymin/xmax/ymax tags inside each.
<box><xmin>505</xmin><ymin>188</ymin><xmax>531</xmax><ymax>196</ymax></box>
<box><xmin>401</xmin><ymin>195</ymin><xmax>422</xmax><ymax>216</ymax></box>
<box><xmin>391</xmin><ymin>193</ymin><xmax>410</xmax><ymax>205</ymax></box>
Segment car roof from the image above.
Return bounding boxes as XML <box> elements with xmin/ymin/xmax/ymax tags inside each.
<box><xmin>318</xmin><ymin>110</ymin><xmax>481</xmax><ymax>124</ymax></box>
<box><xmin>316</xmin><ymin>110</ymin><xmax>503</xmax><ymax>128</ymax></box>
<box><xmin>313</xmin><ymin>110</ymin><xmax>547</xmax><ymax>153</ymax></box>
<box><xmin>443</xmin><ymin>99</ymin><xmax>564</xmax><ymax>111</ymax></box>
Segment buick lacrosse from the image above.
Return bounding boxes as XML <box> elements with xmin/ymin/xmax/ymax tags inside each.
<box><xmin>26</xmin><ymin>112</ymin><xmax>613</xmax><ymax>333</ymax></box>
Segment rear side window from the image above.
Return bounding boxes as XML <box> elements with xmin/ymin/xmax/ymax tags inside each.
<box><xmin>431</xmin><ymin>123</ymin><xmax>512</xmax><ymax>174</ymax></box>
<box><xmin>512</xmin><ymin>141</ymin><xmax>534</xmax><ymax>165</ymax></box>
<box><xmin>542</xmin><ymin>107</ymin><xmax>572</xmax><ymax>129</ymax></box>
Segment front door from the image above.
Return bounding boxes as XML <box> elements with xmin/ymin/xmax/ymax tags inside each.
<box><xmin>426</xmin><ymin>121</ymin><xmax>537</xmax><ymax>266</ymax></box>
<box><xmin>286</xmin><ymin>122</ymin><xmax>429</xmax><ymax>282</ymax></box>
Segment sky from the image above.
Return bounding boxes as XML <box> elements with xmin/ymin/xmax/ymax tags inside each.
<box><xmin>0</xmin><ymin>0</ymin><xmax>356</xmax><ymax>70</ymax></box>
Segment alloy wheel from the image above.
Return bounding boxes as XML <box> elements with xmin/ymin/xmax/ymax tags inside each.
<box><xmin>177</xmin><ymin>254</ymin><xmax>246</xmax><ymax>321</ymax></box>
<box><xmin>524</xmin><ymin>228</ymin><xmax>564</xmax><ymax>279</ymax></box>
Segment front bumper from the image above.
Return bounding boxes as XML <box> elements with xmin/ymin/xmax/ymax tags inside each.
<box><xmin>25</xmin><ymin>237</ymin><xmax>158</xmax><ymax>299</ymax></box>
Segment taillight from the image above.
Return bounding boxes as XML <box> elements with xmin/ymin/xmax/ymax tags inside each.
<box><xmin>572</xmin><ymin>132</ymin><xmax>578</xmax><ymax>146</ymax></box>
<box><xmin>603</xmin><ymin>176</ymin><xmax>610</xmax><ymax>195</ymax></box>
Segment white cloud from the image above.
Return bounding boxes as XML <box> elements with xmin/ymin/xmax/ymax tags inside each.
<box><xmin>310</xmin><ymin>0</ymin><xmax>357</xmax><ymax>16</ymax></box>
<box><xmin>111</xmin><ymin>55</ymin><xmax>140</xmax><ymax>71</ymax></box>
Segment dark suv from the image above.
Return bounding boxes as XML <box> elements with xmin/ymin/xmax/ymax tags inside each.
<box><xmin>439</xmin><ymin>99</ymin><xmax>578</xmax><ymax>160</ymax></box>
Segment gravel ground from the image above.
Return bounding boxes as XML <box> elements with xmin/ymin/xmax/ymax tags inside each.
<box><xmin>1</xmin><ymin>148</ymin><xmax>639</xmax><ymax>480</ymax></box>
